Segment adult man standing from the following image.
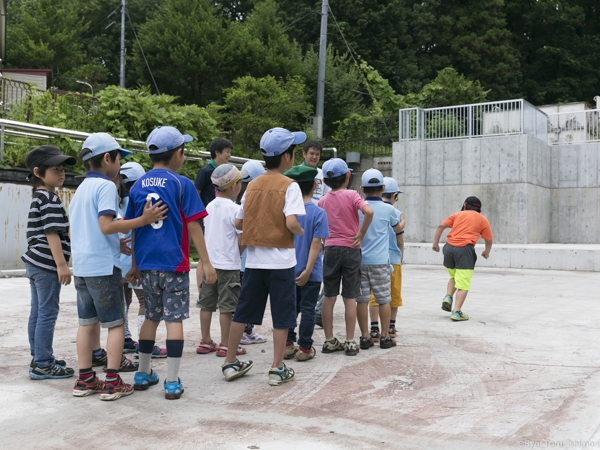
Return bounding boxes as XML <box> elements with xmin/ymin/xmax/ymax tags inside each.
<box><xmin>301</xmin><ymin>141</ymin><xmax>330</xmax><ymax>204</ymax></box>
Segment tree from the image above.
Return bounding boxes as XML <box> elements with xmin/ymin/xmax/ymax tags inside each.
<box><xmin>6</xmin><ymin>0</ymin><xmax>87</xmax><ymax>82</ymax></box>
<box><xmin>221</xmin><ymin>75</ymin><xmax>312</xmax><ymax>156</ymax></box>
<box><xmin>505</xmin><ymin>0</ymin><xmax>600</xmax><ymax>105</ymax></box>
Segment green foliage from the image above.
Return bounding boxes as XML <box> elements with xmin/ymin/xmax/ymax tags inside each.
<box><xmin>6</xmin><ymin>0</ymin><xmax>87</xmax><ymax>82</ymax></box>
<box><xmin>222</xmin><ymin>75</ymin><xmax>312</xmax><ymax>157</ymax></box>
<box><xmin>405</xmin><ymin>68</ymin><xmax>490</xmax><ymax>108</ymax></box>
<box><xmin>298</xmin><ymin>47</ymin><xmax>368</xmax><ymax>137</ymax></box>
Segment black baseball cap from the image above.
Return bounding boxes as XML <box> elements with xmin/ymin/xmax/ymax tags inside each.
<box><xmin>462</xmin><ymin>196</ymin><xmax>482</xmax><ymax>211</ymax></box>
<box><xmin>25</xmin><ymin>145</ymin><xmax>76</xmax><ymax>171</ymax></box>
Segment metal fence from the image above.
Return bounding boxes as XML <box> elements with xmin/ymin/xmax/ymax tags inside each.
<box><xmin>0</xmin><ymin>77</ymin><xmax>34</xmax><ymax>111</ymax></box>
<box><xmin>546</xmin><ymin>109</ymin><xmax>600</xmax><ymax>145</ymax></box>
<box><xmin>399</xmin><ymin>99</ymin><xmax>548</xmax><ymax>142</ymax></box>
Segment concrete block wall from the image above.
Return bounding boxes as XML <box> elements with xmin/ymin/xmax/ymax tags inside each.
<box><xmin>393</xmin><ymin>135</ymin><xmax>599</xmax><ymax>244</ymax></box>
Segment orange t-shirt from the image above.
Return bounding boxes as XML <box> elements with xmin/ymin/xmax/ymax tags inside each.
<box><xmin>443</xmin><ymin>210</ymin><xmax>493</xmax><ymax>247</ymax></box>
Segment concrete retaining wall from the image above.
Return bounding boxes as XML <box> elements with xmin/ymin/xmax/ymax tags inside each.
<box><xmin>393</xmin><ymin>135</ymin><xmax>600</xmax><ymax>244</ymax></box>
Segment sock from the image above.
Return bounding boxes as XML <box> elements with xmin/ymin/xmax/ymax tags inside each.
<box><xmin>92</xmin><ymin>348</ymin><xmax>103</xmax><ymax>357</ymax></box>
<box><xmin>390</xmin><ymin>320</ymin><xmax>396</xmax><ymax>327</ymax></box>
<box><xmin>166</xmin><ymin>340</ymin><xmax>184</xmax><ymax>383</ymax></box>
<box><xmin>244</xmin><ymin>323</ymin><xmax>253</xmax><ymax>334</ymax></box>
<box><xmin>79</xmin><ymin>368</ymin><xmax>94</xmax><ymax>382</ymax></box>
<box><xmin>370</xmin><ymin>321</ymin><xmax>379</xmax><ymax>331</ymax></box>
<box><xmin>138</xmin><ymin>339</ymin><xmax>155</xmax><ymax>375</ymax></box>
<box><xmin>105</xmin><ymin>369</ymin><xmax>119</xmax><ymax>384</ymax></box>
<box><xmin>325</xmin><ymin>337</ymin><xmax>336</xmax><ymax>343</ymax></box>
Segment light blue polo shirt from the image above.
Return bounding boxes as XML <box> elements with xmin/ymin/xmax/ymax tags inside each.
<box><xmin>359</xmin><ymin>197</ymin><xmax>400</xmax><ymax>265</ymax></box>
<box><xmin>70</xmin><ymin>171</ymin><xmax>121</xmax><ymax>277</ymax></box>
<box><xmin>388</xmin><ymin>209</ymin><xmax>402</xmax><ymax>265</ymax></box>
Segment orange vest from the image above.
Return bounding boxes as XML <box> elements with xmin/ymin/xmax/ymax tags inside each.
<box><xmin>242</xmin><ymin>173</ymin><xmax>295</xmax><ymax>248</ymax></box>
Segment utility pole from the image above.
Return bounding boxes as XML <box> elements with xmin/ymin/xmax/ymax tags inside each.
<box><xmin>119</xmin><ymin>0</ymin><xmax>126</xmax><ymax>88</ymax></box>
<box><xmin>314</xmin><ymin>0</ymin><xmax>328</xmax><ymax>139</ymax></box>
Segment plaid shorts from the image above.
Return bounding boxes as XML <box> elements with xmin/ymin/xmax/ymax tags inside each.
<box><xmin>141</xmin><ymin>270</ymin><xmax>190</xmax><ymax>322</ymax></box>
<box><xmin>356</xmin><ymin>264</ymin><xmax>391</xmax><ymax>304</ymax></box>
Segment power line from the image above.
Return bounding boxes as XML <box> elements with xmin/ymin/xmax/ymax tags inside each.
<box><xmin>80</xmin><ymin>5</ymin><xmax>121</xmax><ymax>38</ymax></box>
<box><xmin>126</xmin><ymin>9</ymin><xmax>160</xmax><ymax>95</ymax></box>
<box><xmin>285</xmin><ymin>7</ymin><xmax>321</xmax><ymax>29</ymax></box>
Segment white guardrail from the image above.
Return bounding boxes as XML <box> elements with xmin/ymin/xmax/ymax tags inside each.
<box><xmin>0</xmin><ymin>118</ymin><xmax>260</xmax><ymax>166</ymax></box>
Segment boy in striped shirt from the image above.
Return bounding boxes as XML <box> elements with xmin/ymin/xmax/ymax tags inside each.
<box><xmin>23</xmin><ymin>145</ymin><xmax>77</xmax><ymax>379</ymax></box>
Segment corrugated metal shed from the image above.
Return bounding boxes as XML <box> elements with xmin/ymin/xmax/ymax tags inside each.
<box><xmin>0</xmin><ymin>183</ymin><xmax>75</xmax><ymax>269</ymax></box>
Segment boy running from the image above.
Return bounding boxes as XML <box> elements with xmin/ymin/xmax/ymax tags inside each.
<box><xmin>432</xmin><ymin>196</ymin><xmax>493</xmax><ymax>321</ymax></box>
<box><xmin>126</xmin><ymin>126</ymin><xmax>217</xmax><ymax>399</ymax></box>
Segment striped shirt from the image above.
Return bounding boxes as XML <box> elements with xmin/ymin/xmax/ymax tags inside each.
<box><xmin>21</xmin><ymin>189</ymin><xmax>70</xmax><ymax>271</ymax></box>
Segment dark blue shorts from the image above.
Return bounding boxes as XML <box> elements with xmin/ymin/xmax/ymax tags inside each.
<box><xmin>233</xmin><ymin>267</ymin><xmax>297</xmax><ymax>329</ymax></box>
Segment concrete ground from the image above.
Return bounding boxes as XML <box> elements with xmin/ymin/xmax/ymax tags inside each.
<box><xmin>1</xmin><ymin>265</ymin><xmax>599</xmax><ymax>450</ymax></box>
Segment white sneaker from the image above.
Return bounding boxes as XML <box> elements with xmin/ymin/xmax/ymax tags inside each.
<box><xmin>240</xmin><ymin>329</ymin><xmax>267</xmax><ymax>345</ymax></box>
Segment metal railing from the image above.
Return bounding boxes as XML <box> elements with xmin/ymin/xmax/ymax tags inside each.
<box><xmin>546</xmin><ymin>109</ymin><xmax>600</xmax><ymax>145</ymax></box>
<box><xmin>0</xmin><ymin>118</ymin><xmax>259</xmax><ymax>166</ymax></box>
<box><xmin>399</xmin><ymin>99</ymin><xmax>548</xmax><ymax>142</ymax></box>
<box><xmin>0</xmin><ymin>77</ymin><xmax>36</xmax><ymax>111</ymax></box>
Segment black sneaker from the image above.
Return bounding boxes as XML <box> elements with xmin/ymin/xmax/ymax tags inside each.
<box><xmin>30</xmin><ymin>363</ymin><xmax>75</xmax><ymax>380</ymax></box>
<box><xmin>92</xmin><ymin>349</ymin><xmax>107</xmax><ymax>367</ymax></box>
<box><xmin>359</xmin><ymin>336</ymin><xmax>374</xmax><ymax>350</ymax></box>
<box><xmin>102</xmin><ymin>355</ymin><xmax>139</xmax><ymax>373</ymax></box>
<box><xmin>30</xmin><ymin>358</ymin><xmax>70</xmax><ymax>369</ymax></box>
<box><xmin>380</xmin><ymin>336</ymin><xmax>397</xmax><ymax>349</ymax></box>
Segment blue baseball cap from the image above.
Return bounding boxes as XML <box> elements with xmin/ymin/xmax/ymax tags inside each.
<box><xmin>120</xmin><ymin>162</ymin><xmax>145</xmax><ymax>183</ymax></box>
<box><xmin>260</xmin><ymin>127</ymin><xmax>306</xmax><ymax>157</ymax></box>
<box><xmin>81</xmin><ymin>133</ymin><xmax>133</xmax><ymax>161</ymax></box>
<box><xmin>322</xmin><ymin>158</ymin><xmax>351</xmax><ymax>179</ymax></box>
<box><xmin>240</xmin><ymin>159</ymin><xmax>265</xmax><ymax>182</ymax></box>
<box><xmin>146</xmin><ymin>126</ymin><xmax>193</xmax><ymax>154</ymax></box>
<box><xmin>383</xmin><ymin>176</ymin><xmax>403</xmax><ymax>194</ymax></box>
<box><xmin>362</xmin><ymin>168</ymin><xmax>384</xmax><ymax>187</ymax></box>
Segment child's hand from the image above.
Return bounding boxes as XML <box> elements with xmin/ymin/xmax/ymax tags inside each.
<box><xmin>202</xmin><ymin>262</ymin><xmax>217</xmax><ymax>284</ymax></box>
<box><xmin>295</xmin><ymin>270</ymin><xmax>310</xmax><ymax>287</ymax></box>
<box><xmin>141</xmin><ymin>198</ymin><xmax>168</xmax><ymax>225</ymax></box>
<box><xmin>57</xmin><ymin>263</ymin><xmax>71</xmax><ymax>286</ymax></box>
<box><xmin>432</xmin><ymin>243</ymin><xmax>440</xmax><ymax>252</ymax></box>
<box><xmin>126</xmin><ymin>267</ymin><xmax>141</xmax><ymax>286</ymax></box>
<box><xmin>482</xmin><ymin>250</ymin><xmax>489</xmax><ymax>259</ymax></box>
<box><xmin>120</xmin><ymin>237</ymin><xmax>132</xmax><ymax>255</ymax></box>
<box><xmin>351</xmin><ymin>231</ymin><xmax>365</xmax><ymax>248</ymax></box>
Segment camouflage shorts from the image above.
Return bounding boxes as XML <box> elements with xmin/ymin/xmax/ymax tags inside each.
<box><xmin>141</xmin><ymin>270</ymin><xmax>190</xmax><ymax>322</ymax></box>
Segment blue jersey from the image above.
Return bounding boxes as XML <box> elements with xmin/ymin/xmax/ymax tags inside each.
<box><xmin>126</xmin><ymin>168</ymin><xmax>207</xmax><ymax>272</ymax></box>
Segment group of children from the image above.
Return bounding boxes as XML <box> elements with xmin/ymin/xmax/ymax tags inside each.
<box><xmin>23</xmin><ymin>124</ymin><xmax>493</xmax><ymax>400</ymax></box>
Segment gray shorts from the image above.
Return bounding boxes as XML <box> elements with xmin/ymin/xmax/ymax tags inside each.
<box><xmin>443</xmin><ymin>243</ymin><xmax>477</xmax><ymax>270</ymax></box>
<box><xmin>198</xmin><ymin>269</ymin><xmax>241</xmax><ymax>313</ymax></box>
<box><xmin>141</xmin><ymin>270</ymin><xmax>190</xmax><ymax>323</ymax></box>
<box><xmin>357</xmin><ymin>264</ymin><xmax>391</xmax><ymax>304</ymax></box>
<box><xmin>322</xmin><ymin>246</ymin><xmax>362</xmax><ymax>299</ymax></box>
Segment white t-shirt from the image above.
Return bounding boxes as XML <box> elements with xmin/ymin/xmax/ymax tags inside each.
<box><xmin>236</xmin><ymin>182</ymin><xmax>305</xmax><ymax>269</ymax></box>
<box><xmin>312</xmin><ymin>167</ymin><xmax>331</xmax><ymax>205</ymax></box>
<box><xmin>204</xmin><ymin>196</ymin><xmax>242</xmax><ymax>270</ymax></box>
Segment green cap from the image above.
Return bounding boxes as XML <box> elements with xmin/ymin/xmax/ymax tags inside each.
<box><xmin>284</xmin><ymin>165</ymin><xmax>318</xmax><ymax>182</ymax></box>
